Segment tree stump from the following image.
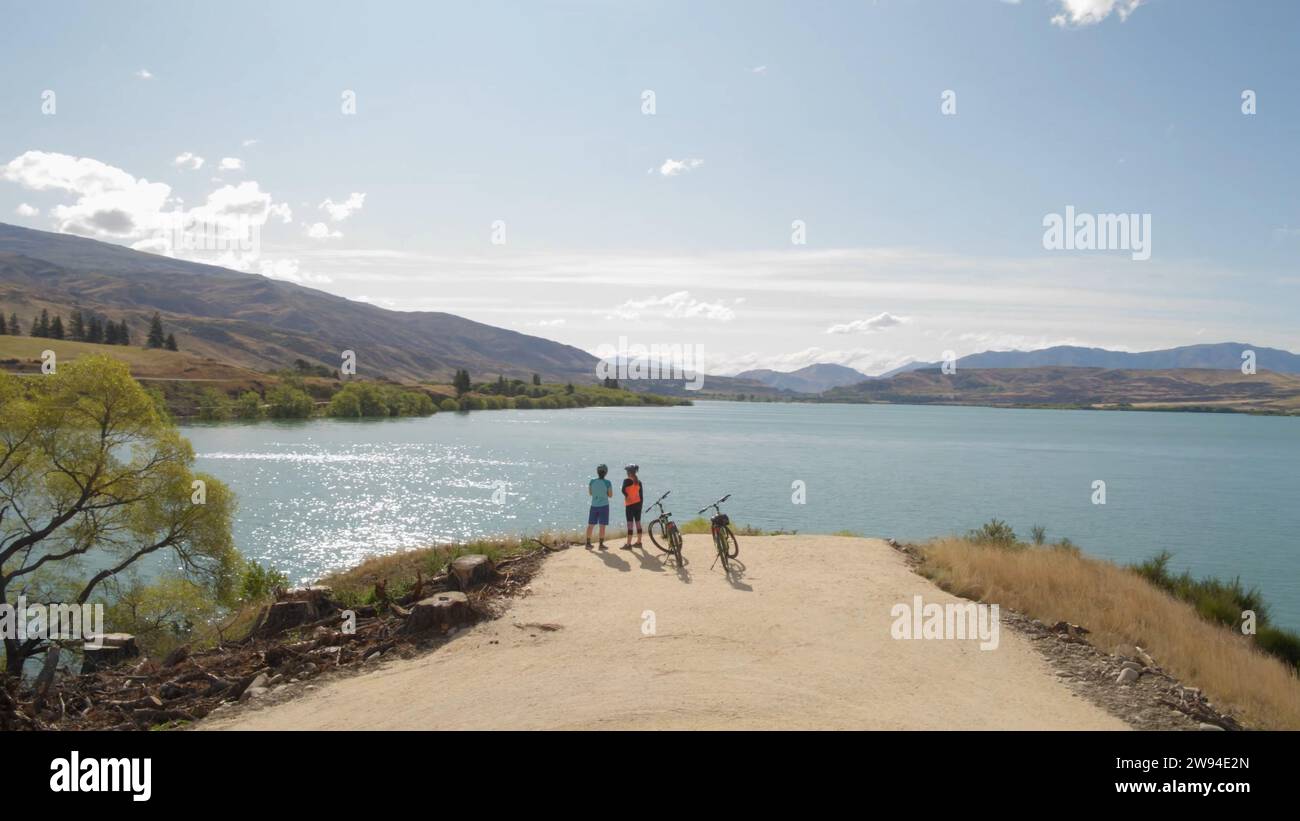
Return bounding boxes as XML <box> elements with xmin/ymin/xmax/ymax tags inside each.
<box><xmin>259</xmin><ymin>600</ymin><xmax>315</xmax><ymax>635</ymax></box>
<box><xmin>81</xmin><ymin>633</ymin><xmax>139</xmax><ymax>674</ymax></box>
<box><xmin>400</xmin><ymin>592</ymin><xmax>472</xmax><ymax>634</ymax></box>
<box><xmin>448</xmin><ymin>555</ymin><xmax>495</xmax><ymax>590</ymax></box>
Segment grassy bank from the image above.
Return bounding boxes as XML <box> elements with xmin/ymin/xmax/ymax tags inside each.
<box><xmin>917</xmin><ymin>524</ymin><xmax>1300</xmax><ymax>729</ymax></box>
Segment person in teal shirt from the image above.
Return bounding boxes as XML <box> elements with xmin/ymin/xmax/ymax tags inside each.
<box><xmin>585</xmin><ymin>463</ymin><xmax>613</xmax><ymax>549</ymax></box>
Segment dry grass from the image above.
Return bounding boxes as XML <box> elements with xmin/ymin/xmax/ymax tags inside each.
<box><xmin>918</xmin><ymin>537</ymin><xmax>1300</xmax><ymax>729</ymax></box>
<box><xmin>318</xmin><ymin>531</ymin><xmax>584</xmax><ymax>607</ymax></box>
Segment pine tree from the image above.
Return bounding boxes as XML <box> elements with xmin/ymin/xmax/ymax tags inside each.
<box><xmin>104</xmin><ymin>320</ymin><xmax>120</xmax><ymax>345</ymax></box>
<box><xmin>69</xmin><ymin>309</ymin><xmax>85</xmax><ymax>340</ymax></box>
<box><xmin>118</xmin><ymin>320</ymin><xmax>131</xmax><ymax>346</ymax></box>
<box><xmin>30</xmin><ymin>316</ymin><xmax>41</xmax><ymax>337</ymax></box>
<box><xmin>165</xmin><ymin>333</ymin><xmax>177</xmax><ymax>351</ymax></box>
<box><xmin>50</xmin><ymin>315</ymin><xmax>65</xmax><ymax>340</ymax></box>
<box><xmin>147</xmin><ymin>312</ymin><xmax>166</xmax><ymax>349</ymax></box>
<box><xmin>453</xmin><ymin>368</ymin><xmax>472</xmax><ymax>397</ymax></box>
<box><xmin>7</xmin><ymin>313</ymin><xmax>17</xmax><ymax>335</ymax></box>
<box><xmin>86</xmin><ymin>316</ymin><xmax>103</xmax><ymax>344</ymax></box>
<box><xmin>37</xmin><ymin>310</ymin><xmax>50</xmax><ymax>337</ymax></box>
<box><xmin>0</xmin><ymin>313</ymin><xmax>6</xmax><ymax>335</ymax></box>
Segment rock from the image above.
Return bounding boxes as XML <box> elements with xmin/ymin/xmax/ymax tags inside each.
<box><xmin>400</xmin><ymin>591</ymin><xmax>473</xmax><ymax>633</ymax></box>
<box><xmin>81</xmin><ymin>633</ymin><xmax>140</xmax><ymax>674</ymax></box>
<box><xmin>1116</xmin><ymin>667</ymin><xmax>1140</xmax><ymax>684</ymax></box>
<box><xmin>448</xmin><ymin>554</ymin><xmax>495</xmax><ymax>590</ymax></box>
<box><xmin>1120</xmin><ymin>661</ymin><xmax>1143</xmax><ymax>673</ymax></box>
<box><xmin>240</xmin><ymin>686</ymin><xmax>268</xmax><ymax>702</ymax></box>
<box><xmin>1135</xmin><ymin>645</ymin><xmax>1157</xmax><ymax>668</ymax></box>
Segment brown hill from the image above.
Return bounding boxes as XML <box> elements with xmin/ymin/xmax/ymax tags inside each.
<box><xmin>823</xmin><ymin>366</ymin><xmax>1300</xmax><ymax>414</ymax></box>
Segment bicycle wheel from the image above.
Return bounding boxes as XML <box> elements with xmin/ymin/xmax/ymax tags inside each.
<box><xmin>668</xmin><ymin>525</ymin><xmax>684</xmax><ymax>564</ymax></box>
<box><xmin>714</xmin><ymin>531</ymin><xmax>731</xmax><ymax>572</ymax></box>
<box><xmin>647</xmin><ymin>519</ymin><xmax>670</xmax><ymax>552</ymax></box>
<box><xmin>722</xmin><ymin>526</ymin><xmax>739</xmax><ymax>559</ymax></box>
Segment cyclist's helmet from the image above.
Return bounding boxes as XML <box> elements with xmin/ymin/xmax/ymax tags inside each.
<box><xmin>624</xmin><ymin>464</ymin><xmax>639</xmax><ymax>473</ymax></box>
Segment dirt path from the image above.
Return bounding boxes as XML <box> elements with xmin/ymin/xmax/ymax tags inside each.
<box><xmin>204</xmin><ymin>535</ymin><xmax>1127</xmax><ymax>730</ymax></box>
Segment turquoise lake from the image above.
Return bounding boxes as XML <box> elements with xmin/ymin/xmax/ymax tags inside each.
<box><xmin>183</xmin><ymin>401</ymin><xmax>1300</xmax><ymax>630</ymax></box>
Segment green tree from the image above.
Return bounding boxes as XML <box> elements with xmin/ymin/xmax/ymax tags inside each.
<box><xmin>165</xmin><ymin>333</ymin><xmax>178</xmax><ymax>351</ymax></box>
<box><xmin>0</xmin><ymin>313</ymin><xmax>6</xmax><ymax>335</ymax></box>
<box><xmin>104</xmin><ymin>320</ymin><xmax>120</xmax><ymax>345</ymax></box>
<box><xmin>0</xmin><ymin>357</ymin><xmax>239</xmax><ymax>674</ymax></box>
<box><xmin>85</xmin><ymin>316</ymin><xmax>103</xmax><ymax>344</ymax></box>
<box><xmin>265</xmin><ymin>385</ymin><xmax>315</xmax><ymax>418</ymax></box>
<box><xmin>147</xmin><ymin>312</ymin><xmax>166</xmax><ymax>349</ymax></box>
<box><xmin>49</xmin><ymin>315</ymin><xmax>65</xmax><ymax>340</ymax></box>
<box><xmin>438</xmin><ymin>398</ymin><xmax>459</xmax><ymax>412</ymax></box>
<box><xmin>532</xmin><ymin>373</ymin><xmax>541</xmax><ymax>386</ymax></box>
<box><xmin>68</xmin><ymin>310</ymin><xmax>85</xmax><ymax>341</ymax></box>
<box><xmin>453</xmin><ymin>368</ymin><xmax>471</xmax><ymax>397</ymax></box>
<box><xmin>118</xmin><ymin>320</ymin><xmax>131</xmax><ymax>346</ymax></box>
<box><xmin>197</xmin><ymin>388</ymin><xmax>233</xmax><ymax>421</ymax></box>
<box><xmin>7</xmin><ymin>313</ymin><xmax>18</xmax><ymax>335</ymax></box>
<box><xmin>233</xmin><ymin>391</ymin><xmax>263</xmax><ymax>419</ymax></box>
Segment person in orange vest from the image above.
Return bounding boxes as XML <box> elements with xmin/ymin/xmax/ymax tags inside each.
<box><xmin>621</xmin><ymin>464</ymin><xmax>644</xmax><ymax>549</ymax></box>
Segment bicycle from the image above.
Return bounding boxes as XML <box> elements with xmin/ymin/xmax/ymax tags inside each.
<box><xmin>698</xmin><ymin>494</ymin><xmax>739</xmax><ymax>573</ymax></box>
<box><xmin>646</xmin><ymin>491</ymin><xmax>684</xmax><ymax>566</ymax></box>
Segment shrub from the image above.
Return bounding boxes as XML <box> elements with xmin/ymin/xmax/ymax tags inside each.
<box><xmin>438</xmin><ymin>398</ymin><xmax>459</xmax><ymax>412</ymax></box>
<box><xmin>966</xmin><ymin>518</ymin><xmax>1018</xmax><ymax>547</ymax></box>
<box><xmin>1030</xmin><ymin>525</ymin><xmax>1047</xmax><ymax>546</ymax></box>
<box><xmin>197</xmin><ymin>388</ymin><xmax>233</xmax><ymax>421</ymax></box>
<box><xmin>233</xmin><ymin>391</ymin><xmax>263</xmax><ymax>419</ymax></box>
<box><xmin>266</xmin><ymin>385</ymin><xmax>314</xmax><ymax>418</ymax></box>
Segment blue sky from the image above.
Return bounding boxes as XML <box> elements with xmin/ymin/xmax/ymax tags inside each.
<box><xmin>2</xmin><ymin>0</ymin><xmax>1297</xmax><ymax>374</ymax></box>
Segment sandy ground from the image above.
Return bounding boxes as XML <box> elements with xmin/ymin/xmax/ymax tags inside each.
<box><xmin>204</xmin><ymin>535</ymin><xmax>1127</xmax><ymax>730</ymax></box>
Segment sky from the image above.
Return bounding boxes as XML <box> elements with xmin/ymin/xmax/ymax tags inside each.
<box><xmin>1</xmin><ymin>0</ymin><xmax>1298</xmax><ymax>376</ymax></box>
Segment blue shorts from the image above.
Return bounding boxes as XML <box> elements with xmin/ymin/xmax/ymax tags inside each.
<box><xmin>588</xmin><ymin>505</ymin><xmax>610</xmax><ymax>526</ymax></box>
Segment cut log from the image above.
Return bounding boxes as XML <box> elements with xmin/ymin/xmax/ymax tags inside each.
<box><xmin>448</xmin><ymin>554</ymin><xmax>495</xmax><ymax>590</ymax></box>
<box><xmin>259</xmin><ymin>600</ymin><xmax>316</xmax><ymax>635</ymax></box>
<box><xmin>400</xmin><ymin>592</ymin><xmax>472</xmax><ymax>634</ymax></box>
<box><xmin>81</xmin><ymin>634</ymin><xmax>140</xmax><ymax>674</ymax></box>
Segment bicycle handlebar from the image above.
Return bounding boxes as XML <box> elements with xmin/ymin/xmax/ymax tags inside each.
<box><xmin>697</xmin><ymin>493</ymin><xmax>731</xmax><ymax>515</ymax></box>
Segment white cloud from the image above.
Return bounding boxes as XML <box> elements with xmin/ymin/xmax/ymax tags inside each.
<box><xmin>658</xmin><ymin>158</ymin><xmax>704</xmax><ymax>177</ymax></box>
<box><xmin>268</xmin><ymin>202</ymin><xmax>293</xmax><ymax>224</ymax></box>
<box><xmin>173</xmin><ymin>152</ymin><xmax>205</xmax><ymax>170</ymax></box>
<box><xmin>242</xmin><ymin>139</ymin><xmax>259</xmax><ymax>147</ymax></box>
<box><xmin>1050</xmin><ymin>0</ymin><xmax>1143</xmax><ymax>27</ymax></box>
<box><xmin>609</xmin><ymin>291</ymin><xmax>736</xmax><ymax>322</ymax></box>
<box><xmin>751</xmin><ymin>65</ymin><xmax>767</xmax><ymax>74</ymax></box>
<box><xmin>319</xmin><ymin>192</ymin><xmax>366</xmax><ymax>221</ymax></box>
<box><xmin>826</xmin><ymin>311</ymin><xmax>911</xmax><ymax>335</ymax></box>
<box><xmin>14</xmin><ymin>203</ymin><xmax>39</xmax><ymax>217</ymax></box>
<box><xmin>135</xmin><ymin>69</ymin><xmax>153</xmax><ymax>80</ymax></box>
<box><xmin>535</xmin><ymin>318</ymin><xmax>566</xmax><ymax>327</ymax></box>
<box><xmin>218</xmin><ymin>157</ymin><xmax>243</xmax><ymax>171</ymax></box>
<box><xmin>2</xmin><ymin>150</ymin><xmax>171</xmax><ymax>238</ymax></box>
<box><xmin>306</xmin><ymin>221</ymin><xmax>342</xmax><ymax>239</ymax></box>
<box><xmin>258</xmin><ymin>257</ymin><xmax>332</xmax><ymax>285</ymax></box>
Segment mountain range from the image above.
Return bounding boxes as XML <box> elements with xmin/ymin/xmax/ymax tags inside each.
<box><xmin>0</xmin><ymin>223</ymin><xmax>596</xmax><ymax>383</ymax></box>
<box><xmin>735</xmin><ymin>363</ymin><xmax>870</xmax><ymax>393</ymax></box>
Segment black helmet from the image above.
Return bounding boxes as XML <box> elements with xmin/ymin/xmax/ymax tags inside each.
<box><xmin>624</xmin><ymin>464</ymin><xmax>639</xmax><ymax>473</ymax></box>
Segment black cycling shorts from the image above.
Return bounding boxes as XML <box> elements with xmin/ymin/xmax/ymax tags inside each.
<box><xmin>625</xmin><ymin>502</ymin><xmax>643</xmax><ymax>522</ymax></box>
